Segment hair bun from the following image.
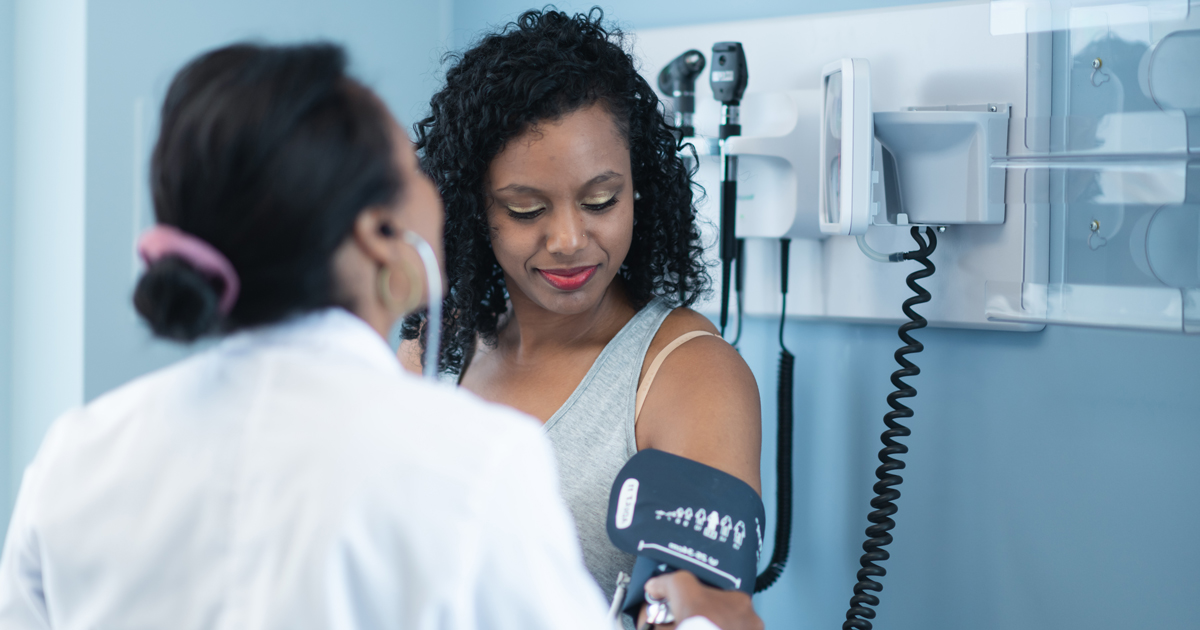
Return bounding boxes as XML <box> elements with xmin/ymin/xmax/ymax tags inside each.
<box><xmin>133</xmin><ymin>256</ymin><xmax>222</xmax><ymax>341</ymax></box>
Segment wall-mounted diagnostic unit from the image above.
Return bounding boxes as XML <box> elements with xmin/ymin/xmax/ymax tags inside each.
<box><xmin>629</xmin><ymin>1</ymin><xmax>1200</xmax><ymax>626</ymax></box>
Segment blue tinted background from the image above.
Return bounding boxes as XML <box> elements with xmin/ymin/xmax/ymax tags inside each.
<box><xmin>1</xmin><ymin>2</ymin><xmax>1198</xmax><ymax>629</ymax></box>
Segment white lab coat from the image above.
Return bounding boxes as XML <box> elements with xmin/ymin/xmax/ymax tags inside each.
<box><xmin>0</xmin><ymin>308</ymin><xmax>615</xmax><ymax>629</ymax></box>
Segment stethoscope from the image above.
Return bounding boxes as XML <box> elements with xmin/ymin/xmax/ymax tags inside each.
<box><xmin>399</xmin><ymin>229</ymin><xmax>443</xmax><ymax>381</ymax></box>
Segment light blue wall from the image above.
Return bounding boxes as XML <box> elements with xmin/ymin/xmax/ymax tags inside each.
<box><xmin>436</xmin><ymin>2</ymin><xmax>1200</xmax><ymax>630</ymax></box>
<box><xmin>83</xmin><ymin>0</ymin><xmax>450</xmax><ymax>403</ymax></box>
<box><xmin>738</xmin><ymin>318</ymin><xmax>1200</xmax><ymax>629</ymax></box>
<box><xmin>0</xmin><ymin>0</ymin><xmax>14</xmax><ymax>528</ymax></box>
<box><xmin>449</xmin><ymin>0</ymin><xmax>949</xmax><ymax>48</ymax></box>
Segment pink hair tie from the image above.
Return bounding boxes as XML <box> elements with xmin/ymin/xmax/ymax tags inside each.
<box><xmin>137</xmin><ymin>225</ymin><xmax>241</xmax><ymax>316</ymax></box>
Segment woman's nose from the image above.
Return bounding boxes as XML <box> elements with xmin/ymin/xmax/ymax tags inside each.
<box><xmin>546</xmin><ymin>208</ymin><xmax>587</xmax><ymax>256</ymax></box>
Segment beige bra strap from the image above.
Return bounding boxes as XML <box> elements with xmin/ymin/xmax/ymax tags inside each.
<box><xmin>635</xmin><ymin>330</ymin><xmax>719</xmax><ymax>421</ymax></box>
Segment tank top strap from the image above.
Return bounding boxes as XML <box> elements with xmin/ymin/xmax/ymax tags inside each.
<box><xmin>634</xmin><ymin>330</ymin><xmax>719</xmax><ymax>421</ymax></box>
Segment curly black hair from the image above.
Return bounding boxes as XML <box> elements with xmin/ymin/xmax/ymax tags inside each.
<box><xmin>403</xmin><ymin>6</ymin><xmax>709</xmax><ymax>374</ymax></box>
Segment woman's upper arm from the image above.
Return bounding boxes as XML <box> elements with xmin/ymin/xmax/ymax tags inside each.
<box><xmin>635</xmin><ymin>331</ymin><xmax>763</xmax><ymax>494</ymax></box>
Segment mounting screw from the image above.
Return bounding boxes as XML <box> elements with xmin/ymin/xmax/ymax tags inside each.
<box><xmin>1092</xmin><ymin>58</ymin><xmax>1102</xmax><ymax>70</ymax></box>
<box><xmin>1090</xmin><ymin>219</ymin><xmax>1100</xmax><ymax>231</ymax></box>
<box><xmin>989</xmin><ymin>104</ymin><xmax>998</xmax><ymax>112</ymax></box>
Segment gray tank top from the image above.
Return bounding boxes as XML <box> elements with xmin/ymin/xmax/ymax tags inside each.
<box><xmin>543</xmin><ymin>297</ymin><xmax>673</xmax><ymax>606</ymax></box>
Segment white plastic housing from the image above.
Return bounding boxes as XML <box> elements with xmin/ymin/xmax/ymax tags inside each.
<box><xmin>872</xmin><ymin>105</ymin><xmax>1011</xmax><ymax>226</ymax></box>
<box><xmin>721</xmin><ymin>90</ymin><xmax>824</xmax><ymax>241</ymax></box>
<box><xmin>819</xmin><ymin>58</ymin><xmax>873</xmax><ymax>236</ymax></box>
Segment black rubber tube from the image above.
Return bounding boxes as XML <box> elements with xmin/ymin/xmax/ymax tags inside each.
<box><xmin>755</xmin><ymin>239</ymin><xmax>793</xmax><ymax>593</ymax></box>
<box><xmin>718</xmin><ymin>179</ymin><xmax>737</xmax><ymax>335</ymax></box>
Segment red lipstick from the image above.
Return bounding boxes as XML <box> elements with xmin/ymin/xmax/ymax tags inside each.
<box><xmin>538</xmin><ymin>265</ymin><xmax>598</xmax><ymax>291</ymax></box>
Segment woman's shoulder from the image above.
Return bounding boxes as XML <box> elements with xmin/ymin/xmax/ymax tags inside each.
<box><xmin>397</xmin><ymin>337</ymin><xmax>424</xmax><ymax>375</ymax></box>
<box><xmin>658</xmin><ymin>305</ymin><xmax>719</xmax><ymax>336</ymax></box>
<box><xmin>398</xmin><ymin>330</ymin><xmax>487</xmax><ymax>378</ymax></box>
<box><xmin>641</xmin><ymin>306</ymin><xmax>722</xmax><ymax>376</ymax></box>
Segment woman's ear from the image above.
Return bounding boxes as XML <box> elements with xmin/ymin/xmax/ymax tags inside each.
<box><xmin>351</xmin><ymin>206</ymin><xmax>429</xmax><ymax>317</ymax></box>
<box><xmin>352</xmin><ymin>207</ymin><xmax>401</xmax><ymax>266</ymax></box>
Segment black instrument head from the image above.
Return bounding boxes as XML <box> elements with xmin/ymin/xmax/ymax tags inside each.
<box><xmin>657</xmin><ymin>49</ymin><xmax>707</xmax><ymax>103</ymax></box>
<box><xmin>709</xmin><ymin>42</ymin><xmax>748</xmax><ymax>105</ymax></box>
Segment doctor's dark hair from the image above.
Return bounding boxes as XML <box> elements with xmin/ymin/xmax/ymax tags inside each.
<box><xmin>403</xmin><ymin>7</ymin><xmax>708</xmax><ymax>374</ymax></box>
<box><xmin>134</xmin><ymin>42</ymin><xmax>400</xmax><ymax>341</ymax></box>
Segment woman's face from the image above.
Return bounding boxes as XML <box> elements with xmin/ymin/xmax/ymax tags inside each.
<box><xmin>485</xmin><ymin>103</ymin><xmax>634</xmax><ymax>316</ymax></box>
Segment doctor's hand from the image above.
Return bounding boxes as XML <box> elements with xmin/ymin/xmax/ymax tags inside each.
<box><xmin>641</xmin><ymin>571</ymin><xmax>763</xmax><ymax>630</ymax></box>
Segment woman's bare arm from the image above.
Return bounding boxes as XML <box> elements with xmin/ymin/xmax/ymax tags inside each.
<box><xmin>635</xmin><ymin>309</ymin><xmax>762</xmax><ymax>493</ymax></box>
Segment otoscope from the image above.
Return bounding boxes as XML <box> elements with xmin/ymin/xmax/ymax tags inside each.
<box><xmin>710</xmin><ymin>42</ymin><xmax>748</xmax><ymax>336</ymax></box>
<box><xmin>658</xmin><ymin>49</ymin><xmax>706</xmax><ymax>141</ymax></box>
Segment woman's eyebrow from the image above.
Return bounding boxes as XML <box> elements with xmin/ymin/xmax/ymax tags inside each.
<box><xmin>494</xmin><ymin>171</ymin><xmax>624</xmax><ymax>195</ymax></box>
<box><xmin>494</xmin><ymin>183</ymin><xmax>544</xmax><ymax>195</ymax></box>
<box><xmin>586</xmin><ymin>171</ymin><xmax>623</xmax><ymax>186</ymax></box>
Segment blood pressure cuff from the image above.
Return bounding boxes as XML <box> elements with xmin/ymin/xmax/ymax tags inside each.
<box><xmin>606</xmin><ymin>449</ymin><xmax>765</xmax><ymax>616</ymax></box>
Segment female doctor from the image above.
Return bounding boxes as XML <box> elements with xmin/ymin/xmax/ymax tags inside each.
<box><xmin>0</xmin><ymin>42</ymin><xmax>759</xmax><ymax>630</ymax></box>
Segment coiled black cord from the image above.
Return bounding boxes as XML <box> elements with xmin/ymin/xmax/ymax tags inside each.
<box><xmin>843</xmin><ymin>226</ymin><xmax>937</xmax><ymax>630</ymax></box>
<box><xmin>756</xmin><ymin>238</ymin><xmax>794</xmax><ymax>592</ymax></box>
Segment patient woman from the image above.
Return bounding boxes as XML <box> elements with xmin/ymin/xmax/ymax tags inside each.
<box><xmin>0</xmin><ymin>42</ymin><xmax>758</xmax><ymax>630</ymax></box>
<box><xmin>401</xmin><ymin>8</ymin><xmax>762</xmax><ymax>606</ymax></box>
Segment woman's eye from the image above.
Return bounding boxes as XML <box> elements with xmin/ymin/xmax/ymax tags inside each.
<box><xmin>581</xmin><ymin>194</ymin><xmax>618</xmax><ymax>212</ymax></box>
<box><xmin>506</xmin><ymin>204</ymin><xmax>546</xmax><ymax>219</ymax></box>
